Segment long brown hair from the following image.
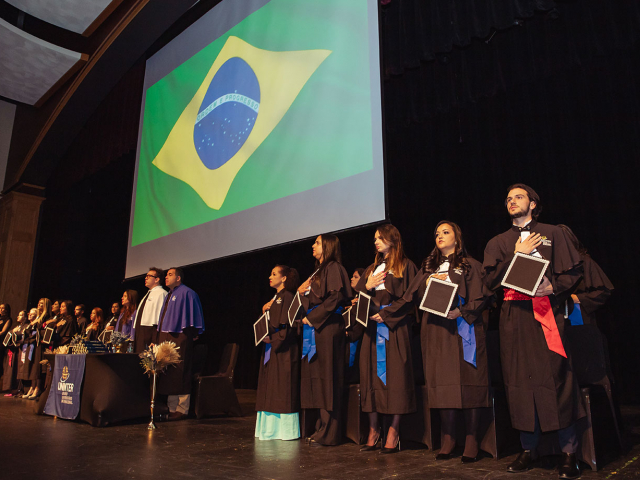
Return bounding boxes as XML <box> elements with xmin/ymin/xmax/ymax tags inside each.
<box><xmin>91</xmin><ymin>308</ymin><xmax>105</xmax><ymax>326</ymax></box>
<box><xmin>312</xmin><ymin>234</ymin><xmax>342</xmax><ymax>284</ymax></box>
<box><xmin>275</xmin><ymin>265</ymin><xmax>301</xmax><ymax>293</ymax></box>
<box><xmin>422</xmin><ymin>221</ymin><xmax>470</xmax><ymax>274</ymax></box>
<box><xmin>121</xmin><ymin>290</ymin><xmax>139</xmax><ymax>325</ymax></box>
<box><xmin>363</xmin><ymin>224</ymin><xmax>408</xmax><ymax>279</ymax></box>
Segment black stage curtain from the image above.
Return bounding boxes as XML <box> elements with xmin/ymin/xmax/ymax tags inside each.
<box><xmin>29</xmin><ymin>0</ymin><xmax>640</xmax><ymax>402</ymax></box>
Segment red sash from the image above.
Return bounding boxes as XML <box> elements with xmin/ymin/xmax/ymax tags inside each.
<box><xmin>503</xmin><ymin>288</ymin><xmax>567</xmax><ymax>358</ymax></box>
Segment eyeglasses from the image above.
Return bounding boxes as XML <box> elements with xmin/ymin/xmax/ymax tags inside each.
<box><xmin>145</xmin><ymin>274</ymin><xmax>159</xmax><ymax>279</ymax></box>
<box><xmin>505</xmin><ymin>194</ymin><xmax>527</xmax><ymax>206</ymax></box>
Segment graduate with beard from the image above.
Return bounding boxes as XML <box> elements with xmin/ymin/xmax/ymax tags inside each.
<box><xmin>482</xmin><ymin>184</ymin><xmax>584</xmax><ymax>480</ymax></box>
<box><xmin>156</xmin><ymin>267</ymin><xmax>205</xmax><ymax>420</ymax></box>
<box><xmin>355</xmin><ymin>224</ymin><xmax>418</xmax><ymax>454</ymax></box>
<box><xmin>255</xmin><ymin>265</ymin><xmax>301</xmax><ymax>441</ymax></box>
<box><xmin>298</xmin><ymin>234</ymin><xmax>352</xmax><ymax>446</ymax></box>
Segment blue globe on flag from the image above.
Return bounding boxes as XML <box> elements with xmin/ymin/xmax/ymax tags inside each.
<box><xmin>194</xmin><ymin>57</ymin><xmax>260</xmax><ymax>170</ymax></box>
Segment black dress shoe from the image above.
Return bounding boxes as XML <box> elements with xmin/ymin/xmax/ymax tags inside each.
<box><xmin>507</xmin><ymin>450</ymin><xmax>535</xmax><ymax>472</ymax></box>
<box><xmin>360</xmin><ymin>431</ymin><xmax>381</xmax><ymax>452</ymax></box>
<box><xmin>435</xmin><ymin>452</ymin><xmax>451</xmax><ymax>460</ymax></box>
<box><xmin>380</xmin><ymin>439</ymin><xmax>400</xmax><ymax>454</ymax></box>
<box><xmin>558</xmin><ymin>453</ymin><xmax>580</xmax><ymax>479</ymax></box>
<box><xmin>461</xmin><ymin>454</ymin><xmax>481</xmax><ymax>463</ymax></box>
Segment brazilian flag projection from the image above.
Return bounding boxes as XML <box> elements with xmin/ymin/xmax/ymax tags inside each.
<box><xmin>133</xmin><ymin>0</ymin><xmax>375</xmax><ymax>246</ymax></box>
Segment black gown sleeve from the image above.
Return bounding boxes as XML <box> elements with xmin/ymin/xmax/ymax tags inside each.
<box><xmin>575</xmin><ymin>255</ymin><xmax>614</xmax><ymax>315</ymax></box>
<box><xmin>307</xmin><ymin>262</ymin><xmax>349</xmax><ymax>329</ymax></box>
<box><xmin>459</xmin><ymin>259</ymin><xmax>494</xmax><ymax>326</ymax></box>
<box><xmin>482</xmin><ymin>236</ymin><xmax>513</xmax><ymax>292</ymax></box>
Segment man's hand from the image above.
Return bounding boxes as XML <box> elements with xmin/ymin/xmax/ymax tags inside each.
<box><xmin>366</xmin><ymin>272</ymin><xmax>386</xmax><ymax>290</ymax></box>
<box><xmin>535</xmin><ymin>276</ymin><xmax>553</xmax><ymax>297</ymax></box>
<box><xmin>370</xmin><ymin>313</ymin><xmax>384</xmax><ymax>323</ymax></box>
<box><xmin>515</xmin><ymin>233</ymin><xmax>542</xmax><ymax>255</ymax></box>
<box><xmin>446</xmin><ymin>308</ymin><xmax>461</xmax><ymax>320</ymax></box>
<box><xmin>302</xmin><ymin>317</ymin><xmax>312</xmax><ymax>326</ymax></box>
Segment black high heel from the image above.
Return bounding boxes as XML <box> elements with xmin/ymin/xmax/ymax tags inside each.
<box><xmin>380</xmin><ymin>438</ymin><xmax>400</xmax><ymax>454</ymax></box>
<box><xmin>360</xmin><ymin>430</ymin><xmax>382</xmax><ymax>452</ymax></box>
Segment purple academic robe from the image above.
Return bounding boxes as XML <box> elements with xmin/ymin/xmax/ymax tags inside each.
<box><xmin>115</xmin><ymin>310</ymin><xmax>136</xmax><ymax>340</ymax></box>
<box><xmin>156</xmin><ymin>284</ymin><xmax>205</xmax><ymax>395</ymax></box>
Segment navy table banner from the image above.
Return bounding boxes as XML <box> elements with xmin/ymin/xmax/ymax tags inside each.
<box><xmin>44</xmin><ymin>354</ymin><xmax>86</xmax><ymax>420</ymax></box>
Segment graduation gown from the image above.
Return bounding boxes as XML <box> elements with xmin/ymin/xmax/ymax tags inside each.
<box><xmin>381</xmin><ymin>257</ymin><xmax>492</xmax><ymax>409</ymax></box>
<box><xmin>567</xmin><ymin>254</ymin><xmax>614</xmax><ymax>326</ymax></box>
<box><xmin>55</xmin><ymin>314</ymin><xmax>76</xmax><ymax>346</ymax></box>
<box><xmin>25</xmin><ymin>318</ymin><xmax>47</xmax><ymax>381</ymax></box>
<box><xmin>15</xmin><ymin>323</ymin><xmax>33</xmax><ymax>381</ymax></box>
<box><xmin>482</xmin><ymin>221</ymin><xmax>585</xmax><ymax>432</ymax></box>
<box><xmin>300</xmin><ymin>261</ymin><xmax>352</xmax><ymax>412</ymax></box>
<box><xmin>156</xmin><ymin>284</ymin><xmax>205</xmax><ymax>395</ymax></box>
<box><xmin>115</xmin><ymin>311</ymin><xmax>136</xmax><ymax>340</ymax></box>
<box><xmin>345</xmin><ymin>305</ymin><xmax>364</xmax><ymax>385</ymax></box>
<box><xmin>354</xmin><ymin>260</ymin><xmax>418</xmax><ymax>414</ymax></box>
<box><xmin>255</xmin><ymin>289</ymin><xmax>301</xmax><ymax>414</ymax></box>
<box><xmin>1</xmin><ymin>316</ymin><xmax>15</xmax><ymax>391</ymax></box>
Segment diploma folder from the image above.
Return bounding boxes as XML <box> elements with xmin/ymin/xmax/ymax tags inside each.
<box><xmin>342</xmin><ymin>307</ymin><xmax>354</xmax><ymax>329</ymax></box>
<box><xmin>501</xmin><ymin>252</ymin><xmax>550</xmax><ymax>296</ymax></box>
<box><xmin>288</xmin><ymin>292</ymin><xmax>303</xmax><ymax>327</ymax></box>
<box><xmin>98</xmin><ymin>330</ymin><xmax>113</xmax><ymax>344</ymax></box>
<box><xmin>356</xmin><ymin>292</ymin><xmax>372</xmax><ymax>327</ymax></box>
<box><xmin>254</xmin><ymin>311</ymin><xmax>270</xmax><ymax>346</ymax></box>
<box><xmin>42</xmin><ymin>327</ymin><xmax>54</xmax><ymax>345</ymax></box>
<box><xmin>2</xmin><ymin>334</ymin><xmax>10</xmax><ymax>347</ymax></box>
<box><xmin>419</xmin><ymin>277</ymin><xmax>459</xmax><ymax>317</ymax></box>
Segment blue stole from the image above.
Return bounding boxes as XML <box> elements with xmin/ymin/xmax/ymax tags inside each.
<box><xmin>263</xmin><ymin>326</ymin><xmax>284</xmax><ymax>365</ymax></box>
<box><xmin>568</xmin><ymin>304</ymin><xmax>584</xmax><ymax>326</ymax></box>
<box><xmin>301</xmin><ymin>305</ymin><xmax>344</xmax><ymax>362</ymax></box>
<box><xmin>349</xmin><ymin>340</ymin><xmax>359</xmax><ymax>367</ymax></box>
<box><xmin>376</xmin><ymin>304</ymin><xmax>391</xmax><ymax>385</ymax></box>
<box><xmin>455</xmin><ymin>295</ymin><xmax>477</xmax><ymax>367</ymax></box>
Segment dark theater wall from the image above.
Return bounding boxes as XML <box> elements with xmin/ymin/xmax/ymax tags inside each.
<box><xmin>29</xmin><ymin>0</ymin><xmax>640</xmax><ymax>403</ymax></box>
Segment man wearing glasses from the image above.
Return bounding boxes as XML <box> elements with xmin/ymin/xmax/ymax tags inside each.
<box><xmin>132</xmin><ymin>267</ymin><xmax>168</xmax><ymax>353</ymax></box>
<box><xmin>482</xmin><ymin>184</ymin><xmax>584</xmax><ymax>480</ymax></box>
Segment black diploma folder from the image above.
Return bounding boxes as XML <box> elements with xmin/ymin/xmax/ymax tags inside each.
<box><xmin>288</xmin><ymin>292</ymin><xmax>303</xmax><ymax>327</ymax></box>
<box><xmin>501</xmin><ymin>252</ymin><xmax>550</xmax><ymax>296</ymax></box>
<box><xmin>419</xmin><ymin>277</ymin><xmax>459</xmax><ymax>317</ymax></box>
<box><xmin>355</xmin><ymin>292</ymin><xmax>372</xmax><ymax>327</ymax></box>
<box><xmin>254</xmin><ymin>311</ymin><xmax>270</xmax><ymax>346</ymax></box>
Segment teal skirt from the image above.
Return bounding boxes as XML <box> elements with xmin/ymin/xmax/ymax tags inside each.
<box><xmin>255</xmin><ymin>411</ymin><xmax>301</xmax><ymax>441</ymax></box>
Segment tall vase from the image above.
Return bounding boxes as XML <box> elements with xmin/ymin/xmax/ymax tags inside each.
<box><xmin>148</xmin><ymin>371</ymin><xmax>157</xmax><ymax>430</ymax></box>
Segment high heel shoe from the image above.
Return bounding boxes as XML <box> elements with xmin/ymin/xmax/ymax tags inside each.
<box><xmin>380</xmin><ymin>438</ymin><xmax>400</xmax><ymax>454</ymax></box>
<box><xmin>360</xmin><ymin>430</ymin><xmax>382</xmax><ymax>452</ymax></box>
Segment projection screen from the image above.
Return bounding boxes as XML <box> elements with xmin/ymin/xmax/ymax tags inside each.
<box><xmin>125</xmin><ymin>0</ymin><xmax>385</xmax><ymax>278</ymax></box>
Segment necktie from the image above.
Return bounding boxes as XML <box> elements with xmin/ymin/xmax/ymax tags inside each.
<box><xmin>134</xmin><ymin>292</ymin><xmax>151</xmax><ymax>329</ymax></box>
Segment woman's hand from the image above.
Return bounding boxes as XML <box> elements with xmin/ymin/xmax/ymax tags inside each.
<box><xmin>370</xmin><ymin>313</ymin><xmax>384</xmax><ymax>323</ymax></box>
<box><xmin>302</xmin><ymin>317</ymin><xmax>312</xmax><ymax>326</ymax></box>
<box><xmin>263</xmin><ymin>336</ymin><xmax>271</xmax><ymax>344</ymax></box>
<box><xmin>298</xmin><ymin>279</ymin><xmax>311</xmax><ymax>295</ymax></box>
<box><xmin>366</xmin><ymin>271</ymin><xmax>386</xmax><ymax>290</ymax></box>
<box><xmin>105</xmin><ymin>325</ymin><xmax>115</xmax><ymax>331</ymax></box>
<box><xmin>351</xmin><ymin>297</ymin><xmax>358</xmax><ymax>307</ymax></box>
<box><xmin>571</xmin><ymin>294</ymin><xmax>580</xmax><ymax>304</ymax></box>
<box><xmin>262</xmin><ymin>299</ymin><xmax>274</xmax><ymax>313</ymax></box>
<box><xmin>56</xmin><ymin>319</ymin><xmax>66</xmax><ymax>327</ymax></box>
<box><xmin>535</xmin><ymin>276</ymin><xmax>554</xmax><ymax>297</ymax></box>
<box><xmin>446</xmin><ymin>308</ymin><xmax>461</xmax><ymax>320</ymax></box>
<box><xmin>514</xmin><ymin>233</ymin><xmax>542</xmax><ymax>255</ymax></box>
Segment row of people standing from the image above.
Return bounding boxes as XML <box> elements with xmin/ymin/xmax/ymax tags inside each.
<box><xmin>255</xmin><ymin>183</ymin><xmax>613</xmax><ymax>480</ymax></box>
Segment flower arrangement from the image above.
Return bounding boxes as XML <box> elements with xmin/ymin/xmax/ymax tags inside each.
<box><xmin>139</xmin><ymin>341</ymin><xmax>181</xmax><ymax>375</ymax></box>
<box><xmin>110</xmin><ymin>331</ymin><xmax>132</xmax><ymax>347</ymax></box>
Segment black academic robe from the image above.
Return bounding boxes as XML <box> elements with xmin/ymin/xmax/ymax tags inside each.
<box><xmin>354</xmin><ymin>260</ymin><xmax>418</xmax><ymax>415</ymax></box>
<box><xmin>55</xmin><ymin>314</ymin><xmax>76</xmax><ymax>346</ymax></box>
<box><xmin>83</xmin><ymin>322</ymin><xmax>103</xmax><ymax>341</ymax></box>
<box><xmin>300</xmin><ymin>261</ymin><xmax>352</xmax><ymax>412</ymax></box>
<box><xmin>567</xmin><ymin>254</ymin><xmax>613</xmax><ymax>326</ymax></box>
<box><xmin>15</xmin><ymin>323</ymin><xmax>33</xmax><ymax>381</ymax></box>
<box><xmin>381</xmin><ymin>257</ymin><xmax>492</xmax><ymax>409</ymax></box>
<box><xmin>255</xmin><ymin>289</ymin><xmax>300</xmax><ymax>414</ymax></box>
<box><xmin>345</xmin><ymin>302</ymin><xmax>364</xmax><ymax>385</ymax></box>
<box><xmin>482</xmin><ymin>221</ymin><xmax>585</xmax><ymax>432</ymax></box>
<box><xmin>1</xmin><ymin>315</ymin><xmax>14</xmax><ymax>391</ymax></box>
<box><xmin>24</xmin><ymin>317</ymin><xmax>48</xmax><ymax>381</ymax></box>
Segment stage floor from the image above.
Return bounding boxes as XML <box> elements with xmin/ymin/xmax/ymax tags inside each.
<box><xmin>1</xmin><ymin>390</ymin><xmax>639</xmax><ymax>480</ymax></box>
